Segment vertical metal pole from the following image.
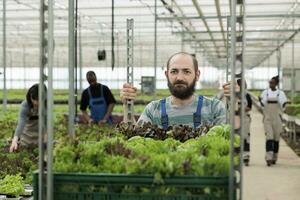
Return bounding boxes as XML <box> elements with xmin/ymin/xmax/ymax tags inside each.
<box><xmin>229</xmin><ymin>1</ymin><xmax>237</xmax><ymax>200</ymax></box>
<box><xmin>139</xmin><ymin>45</ymin><xmax>143</xmax><ymax>69</ymax></box>
<box><xmin>2</xmin><ymin>0</ymin><xmax>7</xmax><ymax>112</ymax></box>
<box><xmin>267</xmin><ymin>58</ymin><xmax>270</xmax><ymax>79</ymax></box>
<box><xmin>276</xmin><ymin>45</ymin><xmax>281</xmax><ymax>89</ymax></box>
<box><xmin>226</xmin><ymin>16</ymin><xmax>230</xmax><ymax>84</ymax></box>
<box><xmin>116</xmin><ymin>32</ymin><xmax>120</xmax><ymax>87</ymax></box>
<box><xmin>9</xmin><ymin>52</ymin><xmax>12</xmax><ymax>88</ymax></box>
<box><xmin>39</xmin><ymin>0</ymin><xmax>47</xmax><ymax>199</ymax></box>
<box><xmin>47</xmin><ymin>0</ymin><xmax>54</xmax><ymax>199</ymax></box>
<box><xmin>181</xmin><ymin>27</ymin><xmax>184</xmax><ymax>52</ymax></box>
<box><xmin>126</xmin><ymin>19</ymin><xmax>134</xmax><ymax>127</ymax></box>
<box><xmin>112</xmin><ymin>0</ymin><xmax>115</xmax><ymax>70</ymax></box>
<box><xmin>117</xmin><ymin>32</ymin><xmax>120</xmax><ymax>68</ymax></box>
<box><xmin>68</xmin><ymin>0</ymin><xmax>75</xmax><ymax>137</ymax></box>
<box><xmin>154</xmin><ymin>0</ymin><xmax>157</xmax><ymax>100</ymax></box>
<box><xmin>79</xmin><ymin>17</ymin><xmax>83</xmax><ymax>94</ymax></box>
<box><xmin>291</xmin><ymin>19</ymin><xmax>295</xmax><ymax>104</ymax></box>
<box><xmin>23</xmin><ymin>46</ymin><xmax>26</xmax><ymax>87</ymax></box>
<box><xmin>225</xmin><ymin>16</ymin><xmax>230</xmax><ymax>124</ymax></box>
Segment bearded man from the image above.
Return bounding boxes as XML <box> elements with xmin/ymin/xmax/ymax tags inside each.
<box><xmin>120</xmin><ymin>52</ymin><xmax>226</xmax><ymax>129</ymax></box>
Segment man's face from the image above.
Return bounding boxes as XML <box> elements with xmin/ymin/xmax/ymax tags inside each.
<box><xmin>269</xmin><ymin>79</ymin><xmax>276</xmax><ymax>89</ymax></box>
<box><xmin>165</xmin><ymin>54</ymin><xmax>200</xmax><ymax>100</ymax></box>
<box><xmin>87</xmin><ymin>72</ymin><xmax>97</xmax><ymax>84</ymax></box>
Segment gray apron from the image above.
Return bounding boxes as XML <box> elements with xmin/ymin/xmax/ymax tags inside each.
<box><xmin>263</xmin><ymin>94</ymin><xmax>282</xmax><ymax>161</ymax></box>
<box><xmin>20</xmin><ymin>108</ymin><xmax>39</xmax><ymax>146</ymax></box>
<box><xmin>263</xmin><ymin>97</ymin><xmax>282</xmax><ymax>140</ymax></box>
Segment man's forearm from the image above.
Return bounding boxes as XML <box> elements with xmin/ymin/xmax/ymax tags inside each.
<box><xmin>103</xmin><ymin>104</ymin><xmax>114</xmax><ymax>120</ymax></box>
<box><xmin>82</xmin><ymin>111</ymin><xmax>91</xmax><ymax>122</ymax></box>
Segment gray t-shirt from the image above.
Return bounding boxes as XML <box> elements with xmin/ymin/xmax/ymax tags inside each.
<box><xmin>137</xmin><ymin>95</ymin><xmax>226</xmax><ymax>128</ymax></box>
<box><xmin>14</xmin><ymin>101</ymin><xmax>35</xmax><ymax>138</ymax></box>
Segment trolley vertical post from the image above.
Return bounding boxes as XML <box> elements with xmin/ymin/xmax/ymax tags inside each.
<box><xmin>126</xmin><ymin>19</ymin><xmax>134</xmax><ymax>128</ymax></box>
<box><xmin>68</xmin><ymin>0</ymin><xmax>75</xmax><ymax>137</ymax></box>
<box><xmin>47</xmin><ymin>0</ymin><xmax>54</xmax><ymax>199</ymax></box>
<box><xmin>229</xmin><ymin>0</ymin><xmax>237</xmax><ymax>199</ymax></box>
<box><xmin>239</xmin><ymin>1</ymin><xmax>247</xmax><ymax>199</ymax></box>
<box><xmin>38</xmin><ymin>0</ymin><xmax>48</xmax><ymax>199</ymax></box>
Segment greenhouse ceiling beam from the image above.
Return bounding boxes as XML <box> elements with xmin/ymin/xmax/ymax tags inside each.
<box><xmin>192</xmin><ymin>0</ymin><xmax>220</xmax><ymax>57</ymax></box>
<box><xmin>1</xmin><ymin>2</ymin><xmax>295</xmax><ymax>12</ymax></box>
<box><xmin>183</xmin><ymin>38</ymin><xmax>290</xmax><ymax>42</ymax></box>
<box><xmin>214</xmin><ymin>0</ymin><xmax>226</xmax><ymax>47</ymax></box>
<box><xmin>157</xmin><ymin>14</ymin><xmax>300</xmax><ymax>20</ymax></box>
<box><xmin>250</xmin><ymin>27</ymin><xmax>300</xmax><ymax>69</ymax></box>
<box><xmin>173</xmin><ymin>29</ymin><xmax>299</xmax><ymax>34</ymax></box>
<box><xmin>159</xmin><ymin>0</ymin><xmax>213</xmax><ymax>61</ymax></box>
<box><xmin>160</xmin><ymin>0</ymin><xmax>221</xmax><ymax>65</ymax></box>
<box><xmin>203</xmin><ymin>49</ymin><xmax>274</xmax><ymax>53</ymax></box>
<box><xmin>193</xmin><ymin>44</ymin><xmax>279</xmax><ymax>49</ymax></box>
<box><xmin>3</xmin><ymin>4</ymin><xmax>107</xmax><ymax>36</ymax></box>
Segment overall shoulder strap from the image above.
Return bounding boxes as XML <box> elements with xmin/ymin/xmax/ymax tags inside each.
<box><xmin>100</xmin><ymin>84</ymin><xmax>104</xmax><ymax>97</ymax></box>
<box><xmin>193</xmin><ymin>95</ymin><xmax>203</xmax><ymax>129</ymax></box>
<box><xmin>87</xmin><ymin>87</ymin><xmax>92</xmax><ymax>98</ymax></box>
<box><xmin>160</xmin><ymin>98</ymin><xmax>168</xmax><ymax>130</ymax></box>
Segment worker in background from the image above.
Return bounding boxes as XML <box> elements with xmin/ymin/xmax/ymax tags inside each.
<box><xmin>236</xmin><ymin>78</ymin><xmax>252</xmax><ymax>166</ymax></box>
<box><xmin>120</xmin><ymin>52</ymin><xmax>226</xmax><ymax>128</ymax></box>
<box><xmin>80</xmin><ymin>71</ymin><xmax>116</xmax><ymax>125</ymax></box>
<box><xmin>9</xmin><ymin>84</ymin><xmax>46</xmax><ymax>152</ymax></box>
<box><xmin>216</xmin><ymin>78</ymin><xmax>252</xmax><ymax>166</ymax></box>
<box><xmin>259</xmin><ymin>76</ymin><xmax>287</xmax><ymax>166</ymax></box>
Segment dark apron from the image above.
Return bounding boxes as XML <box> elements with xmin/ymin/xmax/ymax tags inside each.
<box><xmin>88</xmin><ymin>85</ymin><xmax>112</xmax><ymax>124</ymax></box>
<box><xmin>20</xmin><ymin>109</ymin><xmax>39</xmax><ymax>146</ymax></box>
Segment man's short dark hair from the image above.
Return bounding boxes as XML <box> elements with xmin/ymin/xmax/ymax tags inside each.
<box><xmin>86</xmin><ymin>71</ymin><xmax>97</xmax><ymax>84</ymax></box>
<box><xmin>271</xmin><ymin>75</ymin><xmax>279</xmax><ymax>85</ymax></box>
<box><xmin>166</xmin><ymin>52</ymin><xmax>198</xmax><ymax>72</ymax></box>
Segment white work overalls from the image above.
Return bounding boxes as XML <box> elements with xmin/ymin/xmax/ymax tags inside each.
<box><xmin>263</xmin><ymin>92</ymin><xmax>282</xmax><ymax>163</ymax></box>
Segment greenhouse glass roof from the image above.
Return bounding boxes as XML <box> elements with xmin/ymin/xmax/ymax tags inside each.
<box><xmin>0</xmin><ymin>0</ymin><xmax>299</xmax><ymax>69</ymax></box>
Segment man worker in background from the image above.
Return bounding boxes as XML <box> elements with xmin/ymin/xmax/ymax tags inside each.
<box><xmin>216</xmin><ymin>78</ymin><xmax>252</xmax><ymax>166</ymax></box>
<box><xmin>120</xmin><ymin>52</ymin><xmax>226</xmax><ymax>128</ymax></box>
<box><xmin>80</xmin><ymin>71</ymin><xmax>116</xmax><ymax>125</ymax></box>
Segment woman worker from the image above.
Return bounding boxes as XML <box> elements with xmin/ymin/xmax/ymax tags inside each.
<box><xmin>260</xmin><ymin>76</ymin><xmax>287</xmax><ymax>166</ymax></box>
<box><xmin>9</xmin><ymin>84</ymin><xmax>46</xmax><ymax>152</ymax></box>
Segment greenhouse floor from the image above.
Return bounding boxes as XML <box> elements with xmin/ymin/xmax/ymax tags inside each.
<box><xmin>243</xmin><ymin>107</ymin><xmax>300</xmax><ymax>200</ymax></box>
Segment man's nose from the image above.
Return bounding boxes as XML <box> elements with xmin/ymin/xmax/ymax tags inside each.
<box><xmin>175</xmin><ymin>71</ymin><xmax>185</xmax><ymax>80</ymax></box>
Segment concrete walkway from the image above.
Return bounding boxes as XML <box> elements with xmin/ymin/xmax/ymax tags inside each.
<box><xmin>243</xmin><ymin>107</ymin><xmax>300</xmax><ymax>200</ymax></box>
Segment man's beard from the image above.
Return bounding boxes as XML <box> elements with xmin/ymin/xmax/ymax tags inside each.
<box><xmin>168</xmin><ymin>78</ymin><xmax>196</xmax><ymax>100</ymax></box>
